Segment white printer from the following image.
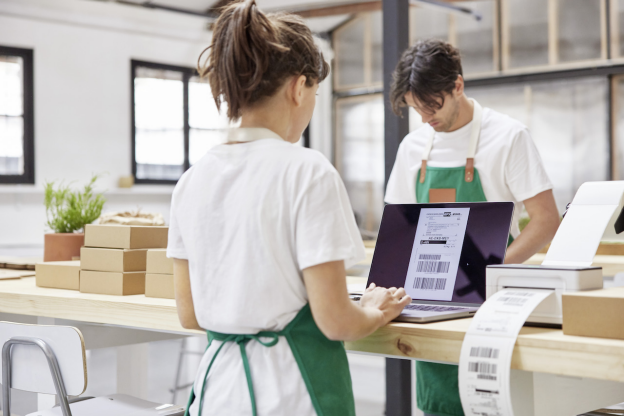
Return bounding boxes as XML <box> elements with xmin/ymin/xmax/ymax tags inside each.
<box><xmin>486</xmin><ymin>181</ymin><xmax>624</xmax><ymax>326</ymax></box>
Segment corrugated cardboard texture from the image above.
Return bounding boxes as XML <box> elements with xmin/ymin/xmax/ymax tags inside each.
<box><xmin>84</xmin><ymin>225</ymin><xmax>168</xmax><ymax>249</ymax></box>
<box><xmin>36</xmin><ymin>261</ymin><xmax>81</xmax><ymax>290</ymax></box>
<box><xmin>80</xmin><ymin>247</ymin><xmax>147</xmax><ymax>272</ymax></box>
<box><xmin>563</xmin><ymin>287</ymin><xmax>624</xmax><ymax>339</ymax></box>
<box><xmin>146</xmin><ymin>249</ymin><xmax>173</xmax><ymax>274</ymax></box>
<box><xmin>145</xmin><ymin>273</ymin><xmax>174</xmax><ymax>299</ymax></box>
<box><xmin>80</xmin><ymin>270</ymin><xmax>145</xmax><ymax>296</ymax></box>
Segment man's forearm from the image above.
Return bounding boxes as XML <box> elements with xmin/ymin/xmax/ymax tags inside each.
<box><xmin>505</xmin><ymin>216</ymin><xmax>559</xmax><ymax>264</ymax></box>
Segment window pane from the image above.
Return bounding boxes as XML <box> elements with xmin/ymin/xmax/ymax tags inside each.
<box><xmin>336</xmin><ymin>95</ymin><xmax>384</xmax><ymax>235</ymax></box>
<box><xmin>335</xmin><ymin>17</ymin><xmax>366</xmax><ymax>89</ymax></box>
<box><xmin>134</xmin><ymin>66</ymin><xmax>185</xmax><ymax>180</ymax></box>
<box><xmin>189</xmin><ymin>77</ymin><xmax>229</xmax><ymax>129</ymax></box>
<box><xmin>0</xmin><ymin>115</ymin><xmax>24</xmax><ymax>175</ymax></box>
<box><xmin>410</xmin><ymin>4</ymin><xmax>450</xmax><ymax>45</ymax></box>
<box><xmin>454</xmin><ymin>1</ymin><xmax>496</xmax><ymax>75</ymax></box>
<box><xmin>619</xmin><ymin>0</ymin><xmax>624</xmax><ymax>57</ymax></box>
<box><xmin>507</xmin><ymin>0</ymin><xmax>549</xmax><ymax>68</ymax></box>
<box><xmin>558</xmin><ymin>0</ymin><xmax>602</xmax><ymax>62</ymax></box>
<box><xmin>370</xmin><ymin>11</ymin><xmax>383</xmax><ymax>85</ymax></box>
<box><xmin>135</xmin><ymin>130</ymin><xmax>185</xmax><ymax>180</ymax></box>
<box><xmin>0</xmin><ymin>57</ymin><xmax>23</xmax><ymax>116</ymax></box>
<box><xmin>465</xmin><ymin>77</ymin><xmax>609</xmax><ymax>212</ymax></box>
<box><xmin>613</xmin><ymin>76</ymin><xmax>624</xmax><ymax>180</ymax></box>
<box><xmin>134</xmin><ymin>77</ymin><xmax>184</xmax><ymax>130</ymax></box>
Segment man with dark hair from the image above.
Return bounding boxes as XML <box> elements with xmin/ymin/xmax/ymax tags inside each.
<box><xmin>385</xmin><ymin>39</ymin><xmax>560</xmax><ymax>416</ymax></box>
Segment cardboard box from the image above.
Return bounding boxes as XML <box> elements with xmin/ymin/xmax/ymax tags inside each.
<box><xmin>36</xmin><ymin>261</ymin><xmax>81</xmax><ymax>290</ymax></box>
<box><xmin>563</xmin><ymin>287</ymin><xmax>624</xmax><ymax>339</ymax></box>
<box><xmin>145</xmin><ymin>273</ymin><xmax>174</xmax><ymax>299</ymax></box>
<box><xmin>80</xmin><ymin>270</ymin><xmax>145</xmax><ymax>296</ymax></box>
<box><xmin>80</xmin><ymin>247</ymin><xmax>147</xmax><ymax>272</ymax></box>
<box><xmin>146</xmin><ymin>249</ymin><xmax>173</xmax><ymax>274</ymax></box>
<box><xmin>84</xmin><ymin>225</ymin><xmax>168</xmax><ymax>249</ymax></box>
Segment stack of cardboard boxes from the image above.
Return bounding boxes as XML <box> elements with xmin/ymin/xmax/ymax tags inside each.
<box><xmin>79</xmin><ymin>224</ymin><xmax>168</xmax><ymax>295</ymax></box>
<box><xmin>145</xmin><ymin>249</ymin><xmax>175</xmax><ymax>299</ymax></box>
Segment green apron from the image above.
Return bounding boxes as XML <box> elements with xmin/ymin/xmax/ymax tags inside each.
<box><xmin>184</xmin><ymin>304</ymin><xmax>356</xmax><ymax>416</ymax></box>
<box><xmin>414</xmin><ymin>100</ymin><xmax>512</xmax><ymax>416</ymax></box>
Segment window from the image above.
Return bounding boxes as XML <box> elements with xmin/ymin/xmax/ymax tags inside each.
<box><xmin>131</xmin><ymin>60</ymin><xmax>229</xmax><ymax>184</ymax></box>
<box><xmin>333</xmin><ymin>12</ymin><xmax>383</xmax><ymax>91</ymax></box>
<box><xmin>0</xmin><ymin>46</ymin><xmax>34</xmax><ymax>184</ymax></box>
<box><xmin>335</xmin><ymin>95</ymin><xmax>384</xmax><ymax>236</ymax></box>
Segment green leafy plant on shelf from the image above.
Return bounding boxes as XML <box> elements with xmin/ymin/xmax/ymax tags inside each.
<box><xmin>44</xmin><ymin>174</ymin><xmax>106</xmax><ymax>233</ymax></box>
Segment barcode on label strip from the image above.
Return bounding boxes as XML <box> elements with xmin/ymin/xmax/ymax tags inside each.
<box><xmin>498</xmin><ymin>296</ymin><xmax>528</xmax><ymax>306</ymax></box>
<box><xmin>416</xmin><ymin>261</ymin><xmax>450</xmax><ymax>273</ymax></box>
<box><xmin>477</xmin><ymin>374</ymin><xmax>497</xmax><ymax>381</ymax></box>
<box><xmin>413</xmin><ymin>277</ymin><xmax>447</xmax><ymax>291</ymax></box>
<box><xmin>469</xmin><ymin>347</ymin><xmax>500</xmax><ymax>359</ymax></box>
<box><xmin>419</xmin><ymin>254</ymin><xmax>441</xmax><ymax>260</ymax></box>
<box><xmin>468</xmin><ymin>362</ymin><xmax>498</xmax><ymax>374</ymax></box>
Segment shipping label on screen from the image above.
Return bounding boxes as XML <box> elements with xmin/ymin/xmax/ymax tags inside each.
<box><xmin>404</xmin><ymin>207</ymin><xmax>470</xmax><ymax>301</ymax></box>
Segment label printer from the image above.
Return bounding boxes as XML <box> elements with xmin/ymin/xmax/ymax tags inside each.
<box><xmin>486</xmin><ymin>181</ymin><xmax>624</xmax><ymax>326</ymax></box>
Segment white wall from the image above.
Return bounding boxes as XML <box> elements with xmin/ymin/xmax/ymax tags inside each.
<box><xmin>0</xmin><ymin>0</ymin><xmax>334</xmax><ymax>248</ymax></box>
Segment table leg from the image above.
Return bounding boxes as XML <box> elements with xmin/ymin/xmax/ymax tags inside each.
<box><xmin>117</xmin><ymin>343</ymin><xmax>149</xmax><ymax>399</ymax></box>
<box><xmin>385</xmin><ymin>358</ymin><xmax>412</xmax><ymax>416</ymax></box>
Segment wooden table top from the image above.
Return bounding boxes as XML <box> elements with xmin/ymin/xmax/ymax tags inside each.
<box><xmin>3</xmin><ymin>275</ymin><xmax>624</xmax><ymax>382</ymax></box>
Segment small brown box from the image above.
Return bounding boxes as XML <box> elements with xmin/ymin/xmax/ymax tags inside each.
<box><xmin>36</xmin><ymin>261</ymin><xmax>81</xmax><ymax>290</ymax></box>
<box><xmin>146</xmin><ymin>249</ymin><xmax>173</xmax><ymax>274</ymax></box>
<box><xmin>80</xmin><ymin>270</ymin><xmax>146</xmax><ymax>296</ymax></box>
<box><xmin>145</xmin><ymin>273</ymin><xmax>174</xmax><ymax>299</ymax></box>
<box><xmin>563</xmin><ymin>287</ymin><xmax>624</xmax><ymax>340</ymax></box>
<box><xmin>80</xmin><ymin>247</ymin><xmax>147</xmax><ymax>272</ymax></box>
<box><xmin>84</xmin><ymin>225</ymin><xmax>168</xmax><ymax>249</ymax></box>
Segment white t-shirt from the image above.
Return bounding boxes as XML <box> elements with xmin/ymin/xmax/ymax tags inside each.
<box><xmin>385</xmin><ymin>104</ymin><xmax>553</xmax><ymax>238</ymax></box>
<box><xmin>167</xmin><ymin>128</ymin><xmax>365</xmax><ymax>416</ymax></box>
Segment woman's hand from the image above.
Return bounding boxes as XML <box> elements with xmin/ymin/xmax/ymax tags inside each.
<box><xmin>360</xmin><ymin>283</ymin><xmax>412</xmax><ymax>326</ymax></box>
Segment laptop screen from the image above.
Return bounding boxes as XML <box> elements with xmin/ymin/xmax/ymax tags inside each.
<box><xmin>367</xmin><ymin>202</ymin><xmax>514</xmax><ymax>305</ymax></box>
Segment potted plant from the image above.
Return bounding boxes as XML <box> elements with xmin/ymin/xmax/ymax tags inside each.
<box><xmin>43</xmin><ymin>175</ymin><xmax>106</xmax><ymax>261</ymax></box>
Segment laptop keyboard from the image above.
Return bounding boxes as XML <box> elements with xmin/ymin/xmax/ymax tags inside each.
<box><xmin>404</xmin><ymin>304</ymin><xmax>468</xmax><ymax>312</ymax></box>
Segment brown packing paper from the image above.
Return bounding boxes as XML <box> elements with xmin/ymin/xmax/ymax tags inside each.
<box><xmin>36</xmin><ymin>261</ymin><xmax>81</xmax><ymax>290</ymax></box>
<box><xmin>146</xmin><ymin>249</ymin><xmax>173</xmax><ymax>274</ymax></box>
<box><xmin>563</xmin><ymin>287</ymin><xmax>624</xmax><ymax>340</ymax></box>
<box><xmin>80</xmin><ymin>247</ymin><xmax>147</xmax><ymax>272</ymax></box>
<box><xmin>84</xmin><ymin>225</ymin><xmax>168</xmax><ymax>249</ymax></box>
<box><xmin>145</xmin><ymin>274</ymin><xmax>174</xmax><ymax>299</ymax></box>
<box><xmin>80</xmin><ymin>270</ymin><xmax>145</xmax><ymax>296</ymax></box>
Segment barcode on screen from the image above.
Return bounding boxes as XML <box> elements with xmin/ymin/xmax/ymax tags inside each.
<box><xmin>416</xmin><ymin>261</ymin><xmax>450</xmax><ymax>273</ymax></box>
<box><xmin>413</xmin><ymin>277</ymin><xmax>447</xmax><ymax>291</ymax></box>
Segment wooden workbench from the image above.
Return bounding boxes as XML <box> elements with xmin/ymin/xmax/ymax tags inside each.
<box><xmin>3</xmin><ymin>277</ymin><xmax>624</xmax><ymax>384</ymax></box>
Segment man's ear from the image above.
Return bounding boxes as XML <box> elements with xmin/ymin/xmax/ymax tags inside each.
<box><xmin>291</xmin><ymin>75</ymin><xmax>307</xmax><ymax>107</ymax></box>
<box><xmin>455</xmin><ymin>75</ymin><xmax>465</xmax><ymax>96</ymax></box>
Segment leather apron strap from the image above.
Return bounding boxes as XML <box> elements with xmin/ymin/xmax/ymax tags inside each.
<box><xmin>419</xmin><ymin>99</ymin><xmax>483</xmax><ymax>184</ymax></box>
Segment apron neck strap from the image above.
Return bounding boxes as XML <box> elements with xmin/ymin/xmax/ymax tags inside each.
<box><xmin>420</xmin><ymin>99</ymin><xmax>482</xmax><ymax>184</ymax></box>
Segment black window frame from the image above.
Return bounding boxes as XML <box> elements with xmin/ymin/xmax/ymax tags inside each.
<box><xmin>0</xmin><ymin>46</ymin><xmax>35</xmax><ymax>184</ymax></box>
<box><xmin>131</xmin><ymin>59</ymin><xmax>195</xmax><ymax>185</ymax></box>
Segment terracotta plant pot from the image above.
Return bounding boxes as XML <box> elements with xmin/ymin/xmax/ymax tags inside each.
<box><xmin>44</xmin><ymin>233</ymin><xmax>85</xmax><ymax>262</ymax></box>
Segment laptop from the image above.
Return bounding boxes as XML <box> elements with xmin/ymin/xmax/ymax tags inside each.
<box><xmin>360</xmin><ymin>202</ymin><xmax>514</xmax><ymax>323</ymax></box>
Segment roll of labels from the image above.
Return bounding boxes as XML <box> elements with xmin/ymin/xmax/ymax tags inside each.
<box><xmin>459</xmin><ymin>288</ymin><xmax>553</xmax><ymax>416</ymax></box>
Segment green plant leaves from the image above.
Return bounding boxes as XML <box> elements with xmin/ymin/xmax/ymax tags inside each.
<box><xmin>44</xmin><ymin>174</ymin><xmax>107</xmax><ymax>234</ymax></box>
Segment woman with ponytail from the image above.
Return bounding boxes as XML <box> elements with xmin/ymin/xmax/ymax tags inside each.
<box><xmin>167</xmin><ymin>1</ymin><xmax>411</xmax><ymax>415</ymax></box>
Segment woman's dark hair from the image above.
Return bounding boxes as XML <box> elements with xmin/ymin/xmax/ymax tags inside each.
<box><xmin>390</xmin><ymin>39</ymin><xmax>463</xmax><ymax>116</ymax></box>
<box><xmin>198</xmin><ymin>0</ymin><xmax>330</xmax><ymax>120</ymax></box>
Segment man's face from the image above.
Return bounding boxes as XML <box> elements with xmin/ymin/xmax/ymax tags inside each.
<box><xmin>404</xmin><ymin>90</ymin><xmax>461</xmax><ymax>133</ymax></box>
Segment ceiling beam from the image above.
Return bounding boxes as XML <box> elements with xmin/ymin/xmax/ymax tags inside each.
<box><xmin>294</xmin><ymin>1</ymin><xmax>381</xmax><ymax>19</ymax></box>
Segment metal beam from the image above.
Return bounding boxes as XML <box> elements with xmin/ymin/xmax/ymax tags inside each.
<box><xmin>383</xmin><ymin>1</ymin><xmax>412</xmax><ymax>414</ymax></box>
<box><xmin>294</xmin><ymin>1</ymin><xmax>381</xmax><ymax>18</ymax></box>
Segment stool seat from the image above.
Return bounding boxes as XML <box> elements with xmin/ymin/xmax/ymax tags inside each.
<box><xmin>25</xmin><ymin>394</ymin><xmax>185</xmax><ymax>416</ymax></box>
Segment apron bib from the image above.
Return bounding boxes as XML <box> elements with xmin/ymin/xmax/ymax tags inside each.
<box><xmin>185</xmin><ymin>304</ymin><xmax>355</xmax><ymax>416</ymax></box>
<box><xmin>414</xmin><ymin>100</ymin><xmax>512</xmax><ymax>416</ymax></box>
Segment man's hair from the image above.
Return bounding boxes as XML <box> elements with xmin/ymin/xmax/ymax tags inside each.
<box><xmin>390</xmin><ymin>39</ymin><xmax>463</xmax><ymax>115</ymax></box>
